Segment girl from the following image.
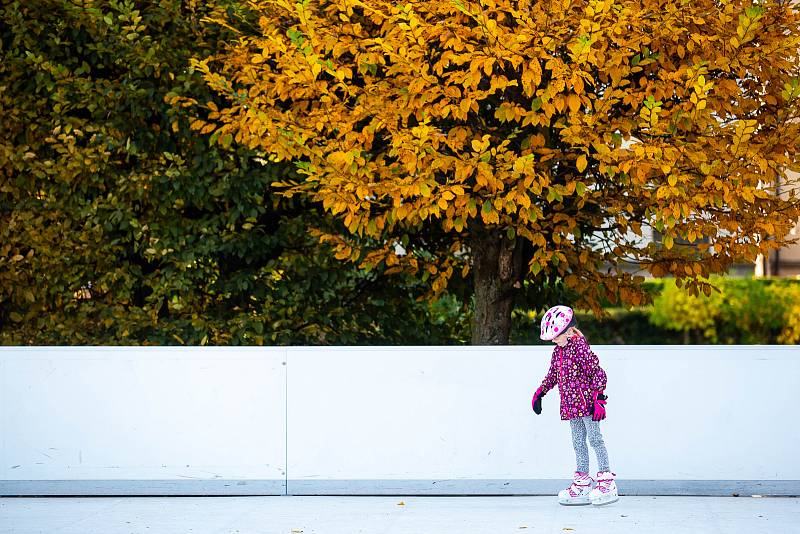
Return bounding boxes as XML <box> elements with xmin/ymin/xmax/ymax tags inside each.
<box><xmin>530</xmin><ymin>304</ymin><xmax>618</xmax><ymax>506</ymax></box>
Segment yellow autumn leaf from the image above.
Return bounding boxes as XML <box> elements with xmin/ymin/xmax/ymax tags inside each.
<box><xmin>576</xmin><ymin>155</ymin><xmax>588</xmax><ymax>173</ymax></box>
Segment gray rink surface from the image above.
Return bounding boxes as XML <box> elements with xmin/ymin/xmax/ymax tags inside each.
<box><xmin>2</xmin><ymin>495</ymin><xmax>798</xmax><ymax>534</ymax></box>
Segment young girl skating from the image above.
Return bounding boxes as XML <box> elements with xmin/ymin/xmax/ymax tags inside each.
<box><xmin>530</xmin><ymin>304</ymin><xmax>619</xmax><ymax>506</ymax></box>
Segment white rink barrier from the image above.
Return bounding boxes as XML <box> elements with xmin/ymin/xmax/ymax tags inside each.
<box><xmin>2</xmin><ymin>345</ymin><xmax>798</xmax><ymax>496</ymax></box>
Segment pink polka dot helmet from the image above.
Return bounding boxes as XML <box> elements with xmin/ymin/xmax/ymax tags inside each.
<box><xmin>539</xmin><ymin>305</ymin><xmax>574</xmax><ymax>341</ymax></box>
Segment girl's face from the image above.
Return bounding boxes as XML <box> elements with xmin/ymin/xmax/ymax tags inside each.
<box><xmin>552</xmin><ymin>328</ymin><xmax>571</xmax><ymax>347</ymax></box>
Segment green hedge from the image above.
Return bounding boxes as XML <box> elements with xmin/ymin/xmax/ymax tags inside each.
<box><xmin>511</xmin><ymin>277</ymin><xmax>800</xmax><ymax>345</ymax></box>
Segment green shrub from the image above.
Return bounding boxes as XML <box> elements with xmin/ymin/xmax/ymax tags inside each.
<box><xmin>715</xmin><ymin>279</ymin><xmax>788</xmax><ymax>344</ymax></box>
<box><xmin>778</xmin><ymin>294</ymin><xmax>800</xmax><ymax>344</ymax></box>
<box><xmin>648</xmin><ymin>277</ymin><xmax>800</xmax><ymax>344</ymax></box>
<box><xmin>767</xmin><ymin>281</ymin><xmax>800</xmax><ymax>344</ymax></box>
<box><xmin>649</xmin><ymin>278</ymin><xmax>722</xmax><ymax>343</ymax></box>
<box><xmin>512</xmin><ymin>277</ymin><xmax>800</xmax><ymax>345</ymax></box>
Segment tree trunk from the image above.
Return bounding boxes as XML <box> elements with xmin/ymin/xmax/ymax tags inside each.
<box><xmin>470</xmin><ymin>227</ymin><xmax>525</xmax><ymax>345</ymax></box>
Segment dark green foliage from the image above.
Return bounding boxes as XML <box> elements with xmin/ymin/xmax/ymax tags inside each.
<box><xmin>0</xmin><ymin>0</ymin><xmax>464</xmax><ymax>345</ymax></box>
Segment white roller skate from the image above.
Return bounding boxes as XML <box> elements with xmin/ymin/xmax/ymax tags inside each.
<box><xmin>589</xmin><ymin>471</ymin><xmax>619</xmax><ymax>506</ymax></box>
<box><xmin>558</xmin><ymin>471</ymin><xmax>594</xmax><ymax>505</ymax></box>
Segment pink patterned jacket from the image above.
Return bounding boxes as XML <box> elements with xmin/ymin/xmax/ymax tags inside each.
<box><xmin>538</xmin><ymin>334</ymin><xmax>607</xmax><ymax>421</ymax></box>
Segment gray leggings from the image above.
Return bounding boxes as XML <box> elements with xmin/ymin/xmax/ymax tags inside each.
<box><xmin>569</xmin><ymin>416</ymin><xmax>610</xmax><ymax>473</ymax></box>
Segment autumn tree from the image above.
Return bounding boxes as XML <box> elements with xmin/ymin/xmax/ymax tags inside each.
<box><xmin>191</xmin><ymin>0</ymin><xmax>800</xmax><ymax>344</ymax></box>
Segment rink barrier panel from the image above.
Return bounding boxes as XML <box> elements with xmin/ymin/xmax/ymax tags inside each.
<box><xmin>2</xmin><ymin>345</ymin><xmax>798</xmax><ymax>496</ymax></box>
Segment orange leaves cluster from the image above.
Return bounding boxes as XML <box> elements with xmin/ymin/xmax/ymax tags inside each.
<box><xmin>191</xmin><ymin>0</ymin><xmax>800</xmax><ymax>309</ymax></box>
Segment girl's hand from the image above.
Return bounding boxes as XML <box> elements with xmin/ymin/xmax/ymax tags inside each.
<box><xmin>531</xmin><ymin>386</ymin><xmax>545</xmax><ymax>415</ymax></box>
<box><xmin>591</xmin><ymin>391</ymin><xmax>607</xmax><ymax>421</ymax></box>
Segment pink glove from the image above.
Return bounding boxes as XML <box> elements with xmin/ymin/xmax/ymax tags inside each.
<box><xmin>531</xmin><ymin>386</ymin><xmax>545</xmax><ymax>415</ymax></box>
<box><xmin>591</xmin><ymin>391</ymin><xmax>607</xmax><ymax>421</ymax></box>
